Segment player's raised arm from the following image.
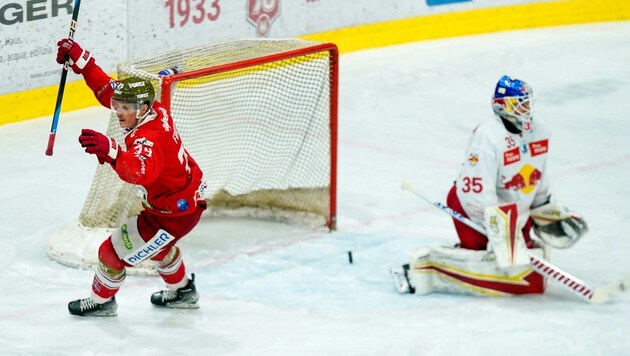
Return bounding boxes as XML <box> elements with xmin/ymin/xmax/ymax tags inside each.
<box><xmin>56</xmin><ymin>39</ymin><xmax>117</xmax><ymax>108</ymax></box>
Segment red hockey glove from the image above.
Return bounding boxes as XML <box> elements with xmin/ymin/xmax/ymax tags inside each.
<box><xmin>78</xmin><ymin>129</ymin><xmax>120</xmax><ymax>164</ymax></box>
<box><xmin>56</xmin><ymin>39</ymin><xmax>94</xmax><ymax>74</ymax></box>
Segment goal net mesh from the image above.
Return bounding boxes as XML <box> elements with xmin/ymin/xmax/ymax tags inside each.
<box><xmin>82</xmin><ymin>38</ymin><xmax>336</xmax><ymax>229</ymax></box>
<box><xmin>48</xmin><ymin>39</ymin><xmax>337</xmax><ymax>274</ymax></box>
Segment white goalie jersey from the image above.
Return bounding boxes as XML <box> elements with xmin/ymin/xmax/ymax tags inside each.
<box><xmin>454</xmin><ymin>116</ymin><xmax>551</xmax><ymax>227</ymax></box>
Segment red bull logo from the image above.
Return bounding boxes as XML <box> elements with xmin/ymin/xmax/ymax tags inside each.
<box><xmin>468</xmin><ymin>153</ymin><xmax>479</xmax><ymax>166</ymax></box>
<box><xmin>247</xmin><ymin>0</ymin><xmax>280</xmax><ymax>37</ymax></box>
<box><xmin>502</xmin><ymin>164</ymin><xmax>542</xmax><ymax>193</ymax></box>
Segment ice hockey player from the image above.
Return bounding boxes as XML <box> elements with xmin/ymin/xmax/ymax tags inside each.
<box><xmin>56</xmin><ymin>39</ymin><xmax>207</xmax><ymax>316</ymax></box>
<box><xmin>391</xmin><ymin>75</ymin><xmax>588</xmax><ymax>297</ymax></box>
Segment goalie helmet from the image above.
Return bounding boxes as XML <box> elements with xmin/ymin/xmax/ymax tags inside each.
<box><xmin>491</xmin><ymin>75</ymin><xmax>533</xmax><ymax>131</ymax></box>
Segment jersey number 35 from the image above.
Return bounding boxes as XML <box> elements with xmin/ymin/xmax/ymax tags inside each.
<box><xmin>462</xmin><ymin>177</ymin><xmax>483</xmax><ymax>193</ymax></box>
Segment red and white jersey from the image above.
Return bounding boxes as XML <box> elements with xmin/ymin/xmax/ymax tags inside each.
<box><xmin>454</xmin><ymin>116</ymin><xmax>551</xmax><ymax>227</ymax></box>
<box><xmin>82</xmin><ymin>61</ymin><xmax>205</xmax><ymax>217</ymax></box>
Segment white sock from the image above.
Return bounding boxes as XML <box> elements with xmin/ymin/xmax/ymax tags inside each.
<box><xmin>90</xmin><ymin>292</ymin><xmax>112</xmax><ymax>304</ymax></box>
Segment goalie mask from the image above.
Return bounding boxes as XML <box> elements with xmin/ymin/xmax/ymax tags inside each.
<box><xmin>491</xmin><ymin>75</ymin><xmax>533</xmax><ymax>131</ymax></box>
<box><xmin>111</xmin><ymin>77</ymin><xmax>155</xmax><ymax>119</ymax></box>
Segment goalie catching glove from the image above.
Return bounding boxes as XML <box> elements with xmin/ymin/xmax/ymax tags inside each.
<box><xmin>530</xmin><ymin>201</ymin><xmax>588</xmax><ymax>249</ymax></box>
<box><xmin>78</xmin><ymin>129</ymin><xmax>120</xmax><ymax>165</ymax></box>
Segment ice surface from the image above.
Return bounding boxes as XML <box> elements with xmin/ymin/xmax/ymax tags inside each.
<box><xmin>1</xmin><ymin>21</ymin><xmax>630</xmax><ymax>355</ymax></box>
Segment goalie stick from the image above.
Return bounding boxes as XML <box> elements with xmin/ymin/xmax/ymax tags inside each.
<box><xmin>45</xmin><ymin>0</ymin><xmax>82</xmax><ymax>156</ymax></box>
<box><xmin>401</xmin><ymin>180</ymin><xmax>630</xmax><ymax>304</ymax></box>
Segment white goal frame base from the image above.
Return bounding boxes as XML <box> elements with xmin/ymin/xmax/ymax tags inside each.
<box><xmin>48</xmin><ymin>223</ymin><xmax>158</xmax><ymax>276</ymax></box>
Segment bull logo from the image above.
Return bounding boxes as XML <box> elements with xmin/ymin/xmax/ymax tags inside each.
<box><xmin>247</xmin><ymin>0</ymin><xmax>280</xmax><ymax>37</ymax></box>
<box><xmin>502</xmin><ymin>164</ymin><xmax>542</xmax><ymax>194</ymax></box>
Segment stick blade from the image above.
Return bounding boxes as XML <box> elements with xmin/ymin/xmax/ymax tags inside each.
<box><xmin>590</xmin><ymin>274</ymin><xmax>630</xmax><ymax>304</ymax></box>
<box><xmin>401</xmin><ymin>180</ymin><xmax>413</xmax><ymax>191</ymax></box>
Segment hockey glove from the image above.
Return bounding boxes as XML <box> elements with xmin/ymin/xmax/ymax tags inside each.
<box><xmin>530</xmin><ymin>202</ymin><xmax>588</xmax><ymax>249</ymax></box>
<box><xmin>56</xmin><ymin>39</ymin><xmax>94</xmax><ymax>74</ymax></box>
<box><xmin>78</xmin><ymin>129</ymin><xmax>120</xmax><ymax>164</ymax></box>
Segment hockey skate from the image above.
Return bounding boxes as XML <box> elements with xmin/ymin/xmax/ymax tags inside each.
<box><xmin>151</xmin><ymin>274</ymin><xmax>199</xmax><ymax>309</ymax></box>
<box><xmin>68</xmin><ymin>297</ymin><xmax>117</xmax><ymax>317</ymax></box>
<box><xmin>390</xmin><ymin>264</ymin><xmax>415</xmax><ymax>294</ymax></box>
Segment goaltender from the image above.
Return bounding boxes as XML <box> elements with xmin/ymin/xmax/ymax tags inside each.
<box><xmin>391</xmin><ymin>76</ymin><xmax>588</xmax><ymax>297</ymax></box>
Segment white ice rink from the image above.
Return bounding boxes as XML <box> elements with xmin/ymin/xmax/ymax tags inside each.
<box><xmin>1</xmin><ymin>21</ymin><xmax>630</xmax><ymax>355</ymax></box>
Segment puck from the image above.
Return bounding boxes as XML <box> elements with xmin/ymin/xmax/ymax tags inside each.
<box><xmin>348</xmin><ymin>251</ymin><xmax>353</xmax><ymax>264</ymax></box>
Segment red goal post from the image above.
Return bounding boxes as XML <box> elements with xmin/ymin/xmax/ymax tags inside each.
<box><xmin>48</xmin><ymin>39</ymin><xmax>338</xmax><ymax>274</ymax></box>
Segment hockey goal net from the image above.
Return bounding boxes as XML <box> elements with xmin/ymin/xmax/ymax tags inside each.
<box><xmin>49</xmin><ymin>38</ymin><xmax>338</xmax><ymax>274</ymax></box>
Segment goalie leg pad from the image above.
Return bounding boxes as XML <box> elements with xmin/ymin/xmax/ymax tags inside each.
<box><xmin>407</xmin><ymin>246</ymin><xmax>546</xmax><ymax>296</ymax></box>
<box><xmin>405</xmin><ymin>247</ymin><xmax>434</xmax><ymax>294</ymax></box>
<box><xmin>484</xmin><ymin>203</ymin><xmax>530</xmax><ymax>268</ymax></box>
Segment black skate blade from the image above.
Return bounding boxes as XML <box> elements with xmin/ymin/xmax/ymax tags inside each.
<box><xmin>152</xmin><ymin>302</ymin><xmax>200</xmax><ymax>309</ymax></box>
<box><xmin>69</xmin><ymin>307</ymin><xmax>118</xmax><ymax>317</ymax></box>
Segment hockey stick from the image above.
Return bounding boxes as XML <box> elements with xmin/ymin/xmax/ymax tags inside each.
<box><xmin>45</xmin><ymin>0</ymin><xmax>82</xmax><ymax>156</ymax></box>
<box><xmin>401</xmin><ymin>180</ymin><xmax>629</xmax><ymax>304</ymax></box>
